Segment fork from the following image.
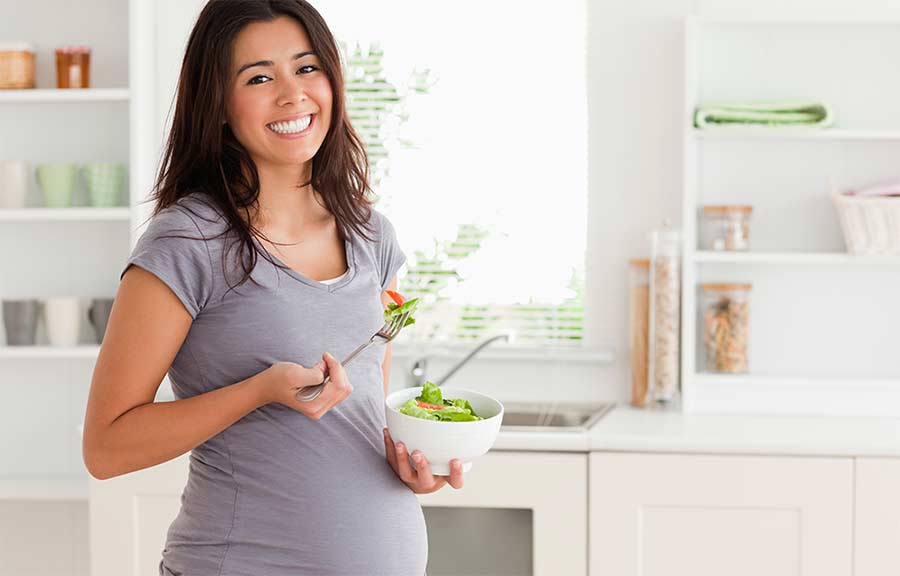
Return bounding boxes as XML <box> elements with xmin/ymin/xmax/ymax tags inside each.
<box><xmin>295</xmin><ymin>308</ymin><xmax>412</xmax><ymax>402</ymax></box>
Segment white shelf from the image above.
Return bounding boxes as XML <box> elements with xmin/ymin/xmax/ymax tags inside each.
<box><xmin>694</xmin><ymin>17</ymin><xmax>900</xmax><ymax>25</ymax></box>
<box><xmin>0</xmin><ymin>208</ymin><xmax>130</xmax><ymax>221</ymax></box>
<box><xmin>0</xmin><ymin>346</ymin><xmax>100</xmax><ymax>359</ymax></box>
<box><xmin>0</xmin><ymin>88</ymin><xmax>130</xmax><ymax>104</ymax></box>
<box><xmin>0</xmin><ymin>476</ymin><xmax>88</xmax><ymax>500</ymax></box>
<box><xmin>681</xmin><ymin>16</ymin><xmax>900</xmax><ymax>416</ymax></box>
<box><xmin>692</xmin><ymin>251</ymin><xmax>900</xmax><ymax>265</ymax></box>
<box><xmin>692</xmin><ymin>128</ymin><xmax>900</xmax><ymax>141</ymax></box>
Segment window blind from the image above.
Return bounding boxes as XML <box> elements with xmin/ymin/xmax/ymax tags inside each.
<box><xmin>324</xmin><ymin>1</ymin><xmax>589</xmax><ymax>348</ymax></box>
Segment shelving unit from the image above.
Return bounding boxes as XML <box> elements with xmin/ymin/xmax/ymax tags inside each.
<box><xmin>692</xmin><ymin>128</ymin><xmax>900</xmax><ymax>141</ymax></box>
<box><xmin>0</xmin><ymin>0</ymin><xmax>156</xmax><ymax>573</ymax></box>
<box><xmin>0</xmin><ymin>88</ymin><xmax>130</xmax><ymax>103</ymax></box>
<box><xmin>0</xmin><ymin>477</ymin><xmax>89</xmax><ymax>501</ymax></box>
<box><xmin>0</xmin><ymin>208</ymin><xmax>130</xmax><ymax>221</ymax></box>
<box><xmin>681</xmin><ymin>17</ymin><xmax>900</xmax><ymax>416</ymax></box>
<box><xmin>693</xmin><ymin>251</ymin><xmax>900</xmax><ymax>265</ymax></box>
<box><xmin>0</xmin><ymin>346</ymin><xmax>100</xmax><ymax>360</ymax></box>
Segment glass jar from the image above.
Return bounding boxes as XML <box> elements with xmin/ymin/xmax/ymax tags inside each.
<box><xmin>700</xmin><ymin>205</ymin><xmax>753</xmax><ymax>251</ymax></box>
<box><xmin>627</xmin><ymin>259</ymin><xmax>650</xmax><ymax>407</ymax></box>
<box><xmin>700</xmin><ymin>283</ymin><xmax>751</xmax><ymax>373</ymax></box>
<box><xmin>648</xmin><ymin>222</ymin><xmax>681</xmax><ymax>403</ymax></box>
<box><xmin>55</xmin><ymin>45</ymin><xmax>91</xmax><ymax>89</ymax></box>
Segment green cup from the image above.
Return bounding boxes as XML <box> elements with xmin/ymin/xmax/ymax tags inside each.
<box><xmin>83</xmin><ymin>162</ymin><xmax>125</xmax><ymax>207</ymax></box>
<box><xmin>37</xmin><ymin>163</ymin><xmax>77</xmax><ymax>207</ymax></box>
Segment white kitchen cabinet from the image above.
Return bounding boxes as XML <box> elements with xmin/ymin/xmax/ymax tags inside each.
<box><xmin>589</xmin><ymin>452</ymin><xmax>853</xmax><ymax>576</ymax></box>
<box><xmin>90</xmin><ymin>450</ymin><xmax>588</xmax><ymax>576</ymax></box>
<box><xmin>855</xmin><ymin>458</ymin><xmax>900</xmax><ymax>576</ymax></box>
<box><xmin>418</xmin><ymin>451</ymin><xmax>588</xmax><ymax>576</ymax></box>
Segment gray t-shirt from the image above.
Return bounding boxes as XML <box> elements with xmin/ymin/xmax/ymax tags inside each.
<box><xmin>122</xmin><ymin>193</ymin><xmax>426</xmax><ymax>575</ymax></box>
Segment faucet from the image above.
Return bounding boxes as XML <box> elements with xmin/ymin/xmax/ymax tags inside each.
<box><xmin>408</xmin><ymin>333</ymin><xmax>511</xmax><ymax>388</ymax></box>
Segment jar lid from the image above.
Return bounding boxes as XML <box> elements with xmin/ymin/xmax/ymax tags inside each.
<box><xmin>701</xmin><ymin>205</ymin><xmax>753</xmax><ymax>214</ymax></box>
<box><xmin>700</xmin><ymin>283</ymin><xmax>752</xmax><ymax>291</ymax></box>
<box><xmin>0</xmin><ymin>43</ymin><xmax>36</xmax><ymax>52</ymax></box>
<box><xmin>55</xmin><ymin>45</ymin><xmax>92</xmax><ymax>54</ymax></box>
<box><xmin>628</xmin><ymin>258</ymin><xmax>650</xmax><ymax>268</ymax></box>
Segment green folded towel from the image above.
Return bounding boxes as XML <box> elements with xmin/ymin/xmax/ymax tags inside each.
<box><xmin>693</xmin><ymin>100</ymin><xmax>834</xmax><ymax>129</ymax></box>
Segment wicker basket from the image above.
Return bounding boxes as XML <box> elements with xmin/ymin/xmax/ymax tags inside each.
<box><xmin>0</xmin><ymin>43</ymin><xmax>36</xmax><ymax>89</ymax></box>
<box><xmin>832</xmin><ymin>192</ymin><xmax>900</xmax><ymax>254</ymax></box>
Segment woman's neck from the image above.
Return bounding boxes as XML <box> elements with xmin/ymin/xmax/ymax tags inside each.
<box><xmin>250</xmin><ymin>162</ymin><xmax>331</xmax><ymax>235</ymax></box>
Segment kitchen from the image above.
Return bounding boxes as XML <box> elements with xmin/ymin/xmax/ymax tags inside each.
<box><xmin>2</xmin><ymin>0</ymin><xmax>900</xmax><ymax>575</ymax></box>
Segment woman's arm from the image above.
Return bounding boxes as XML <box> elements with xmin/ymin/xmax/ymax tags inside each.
<box><xmin>380</xmin><ymin>275</ymin><xmax>399</xmax><ymax>397</ymax></box>
<box><xmin>82</xmin><ymin>265</ymin><xmax>269</xmax><ymax>480</ymax></box>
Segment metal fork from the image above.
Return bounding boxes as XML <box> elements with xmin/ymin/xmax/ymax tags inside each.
<box><xmin>295</xmin><ymin>308</ymin><xmax>412</xmax><ymax>402</ymax></box>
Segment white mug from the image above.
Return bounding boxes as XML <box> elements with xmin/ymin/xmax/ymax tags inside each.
<box><xmin>43</xmin><ymin>297</ymin><xmax>81</xmax><ymax>347</ymax></box>
<box><xmin>0</xmin><ymin>160</ymin><xmax>29</xmax><ymax>209</ymax></box>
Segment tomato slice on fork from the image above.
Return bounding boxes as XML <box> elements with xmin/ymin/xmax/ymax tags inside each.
<box><xmin>385</xmin><ymin>289</ymin><xmax>406</xmax><ymax>306</ymax></box>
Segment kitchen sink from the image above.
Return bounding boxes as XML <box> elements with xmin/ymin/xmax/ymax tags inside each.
<box><xmin>500</xmin><ymin>402</ymin><xmax>615</xmax><ymax>431</ymax></box>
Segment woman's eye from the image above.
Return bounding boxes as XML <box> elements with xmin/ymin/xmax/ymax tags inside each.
<box><xmin>247</xmin><ymin>66</ymin><xmax>318</xmax><ymax>85</ymax></box>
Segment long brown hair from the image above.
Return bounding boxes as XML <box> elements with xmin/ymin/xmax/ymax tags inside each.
<box><xmin>144</xmin><ymin>0</ymin><xmax>375</xmax><ymax>290</ymax></box>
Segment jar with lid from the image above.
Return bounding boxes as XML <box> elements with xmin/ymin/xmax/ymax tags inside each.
<box><xmin>699</xmin><ymin>205</ymin><xmax>753</xmax><ymax>251</ymax></box>
<box><xmin>627</xmin><ymin>259</ymin><xmax>650</xmax><ymax>407</ymax></box>
<box><xmin>648</xmin><ymin>221</ymin><xmax>681</xmax><ymax>403</ymax></box>
<box><xmin>55</xmin><ymin>46</ymin><xmax>91</xmax><ymax>89</ymax></box>
<box><xmin>700</xmin><ymin>283</ymin><xmax>751</xmax><ymax>373</ymax></box>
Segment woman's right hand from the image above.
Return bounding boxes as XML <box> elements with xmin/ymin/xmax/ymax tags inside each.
<box><xmin>258</xmin><ymin>352</ymin><xmax>353</xmax><ymax>420</ymax></box>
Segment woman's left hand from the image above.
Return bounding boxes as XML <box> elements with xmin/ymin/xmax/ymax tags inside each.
<box><xmin>383</xmin><ymin>428</ymin><xmax>464</xmax><ymax>494</ymax></box>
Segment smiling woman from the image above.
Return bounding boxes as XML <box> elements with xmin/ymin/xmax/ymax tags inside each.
<box><xmin>226</xmin><ymin>21</ymin><xmax>332</xmax><ymax>175</ymax></box>
<box><xmin>80</xmin><ymin>1</ymin><xmax>457</xmax><ymax>575</ymax></box>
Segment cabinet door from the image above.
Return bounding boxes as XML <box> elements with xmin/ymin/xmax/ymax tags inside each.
<box><xmin>855</xmin><ymin>458</ymin><xmax>900</xmax><ymax>576</ymax></box>
<box><xmin>89</xmin><ymin>453</ymin><xmax>188</xmax><ymax>576</ymax></box>
<box><xmin>418</xmin><ymin>451</ymin><xmax>588</xmax><ymax>576</ymax></box>
<box><xmin>590</xmin><ymin>453</ymin><xmax>852</xmax><ymax>576</ymax></box>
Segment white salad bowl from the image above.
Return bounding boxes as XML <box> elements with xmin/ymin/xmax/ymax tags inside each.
<box><xmin>384</xmin><ymin>386</ymin><xmax>504</xmax><ymax>476</ymax></box>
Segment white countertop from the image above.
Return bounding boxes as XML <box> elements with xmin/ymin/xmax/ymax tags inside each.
<box><xmin>494</xmin><ymin>405</ymin><xmax>900</xmax><ymax>457</ymax></box>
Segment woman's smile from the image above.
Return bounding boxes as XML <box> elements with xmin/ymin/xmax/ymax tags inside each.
<box><xmin>266</xmin><ymin>113</ymin><xmax>316</xmax><ymax>139</ymax></box>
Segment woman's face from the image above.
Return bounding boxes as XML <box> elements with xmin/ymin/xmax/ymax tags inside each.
<box><xmin>225</xmin><ymin>16</ymin><xmax>333</xmax><ymax>171</ymax></box>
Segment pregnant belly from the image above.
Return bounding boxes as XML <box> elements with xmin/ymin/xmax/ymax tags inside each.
<box><xmin>163</xmin><ymin>440</ymin><xmax>428</xmax><ymax>575</ymax></box>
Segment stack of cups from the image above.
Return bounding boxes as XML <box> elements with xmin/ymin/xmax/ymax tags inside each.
<box><xmin>1</xmin><ymin>161</ymin><xmax>125</xmax><ymax>208</ymax></box>
<box><xmin>1</xmin><ymin>297</ymin><xmax>115</xmax><ymax>346</ymax></box>
<box><xmin>34</xmin><ymin>162</ymin><xmax>125</xmax><ymax>207</ymax></box>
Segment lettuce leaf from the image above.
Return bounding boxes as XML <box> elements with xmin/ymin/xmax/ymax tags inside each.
<box><xmin>384</xmin><ymin>297</ymin><xmax>419</xmax><ymax>328</ymax></box>
<box><xmin>395</xmin><ymin>381</ymin><xmax>483</xmax><ymax>422</ymax></box>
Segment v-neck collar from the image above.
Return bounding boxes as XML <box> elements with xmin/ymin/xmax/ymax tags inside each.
<box><xmin>254</xmin><ymin>233</ymin><xmax>357</xmax><ymax>293</ymax></box>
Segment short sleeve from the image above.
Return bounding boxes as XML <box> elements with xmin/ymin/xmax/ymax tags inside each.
<box><xmin>121</xmin><ymin>206</ymin><xmax>214</xmax><ymax>319</ymax></box>
<box><xmin>376</xmin><ymin>211</ymin><xmax>407</xmax><ymax>291</ymax></box>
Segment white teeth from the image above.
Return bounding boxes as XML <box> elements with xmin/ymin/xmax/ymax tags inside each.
<box><xmin>267</xmin><ymin>115</ymin><xmax>312</xmax><ymax>134</ymax></box>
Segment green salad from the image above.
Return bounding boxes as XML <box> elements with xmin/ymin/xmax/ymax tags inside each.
<box><xmin>399</xmin><ymin>381</ymin><xmax>483</xmax><ymax>422</ymax></box>
<box><xmin>384</xmin><ymin>289</ymin><xmax>418</xmax><ymax>329</ymax></box>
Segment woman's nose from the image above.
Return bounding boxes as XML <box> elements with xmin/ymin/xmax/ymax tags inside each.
<box><xmin>276</xmin><ymin>77</ymin><xmax>308</xmax><ymax>107</ymax></box>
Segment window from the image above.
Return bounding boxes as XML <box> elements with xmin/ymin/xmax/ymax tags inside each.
<box><xmin>320</xmin><ymin>1</ymin><xmax>589</xmax><ymax>347</ymax></box>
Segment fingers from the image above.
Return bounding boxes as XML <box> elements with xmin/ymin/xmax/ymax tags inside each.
<box><xmin>383</xmin><ymin>428</ymin><xmax>398</xmax><ymax>471</ymax></box>
<box><xmin>322</xmin><ymin>351</ymin><xmax>343</xmax><ymax>379</ymax></box>
<box><xmin>393</xmin><ymin>440</ymin><xmax>416</xmax><ymax>483</ymax></box>
<box><xmin>410</xmin><ymin>449</ymin><xmax>437</xmax><ymax>487</ymax></box>
<box><xmin>447</xmin><ymin>459</ymin><xmax>465</xmax><ymax>490</ymax></box>
<box><xmin>313</xmin><ymin>352</ymin><xmax>352</xmax><ymax>410</ymax></box>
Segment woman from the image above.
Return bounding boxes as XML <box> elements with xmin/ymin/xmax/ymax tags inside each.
<box><xmin>82</xmin><ymin>1</ymin><xmax>464</xmax><ymax>574</ymax></box>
